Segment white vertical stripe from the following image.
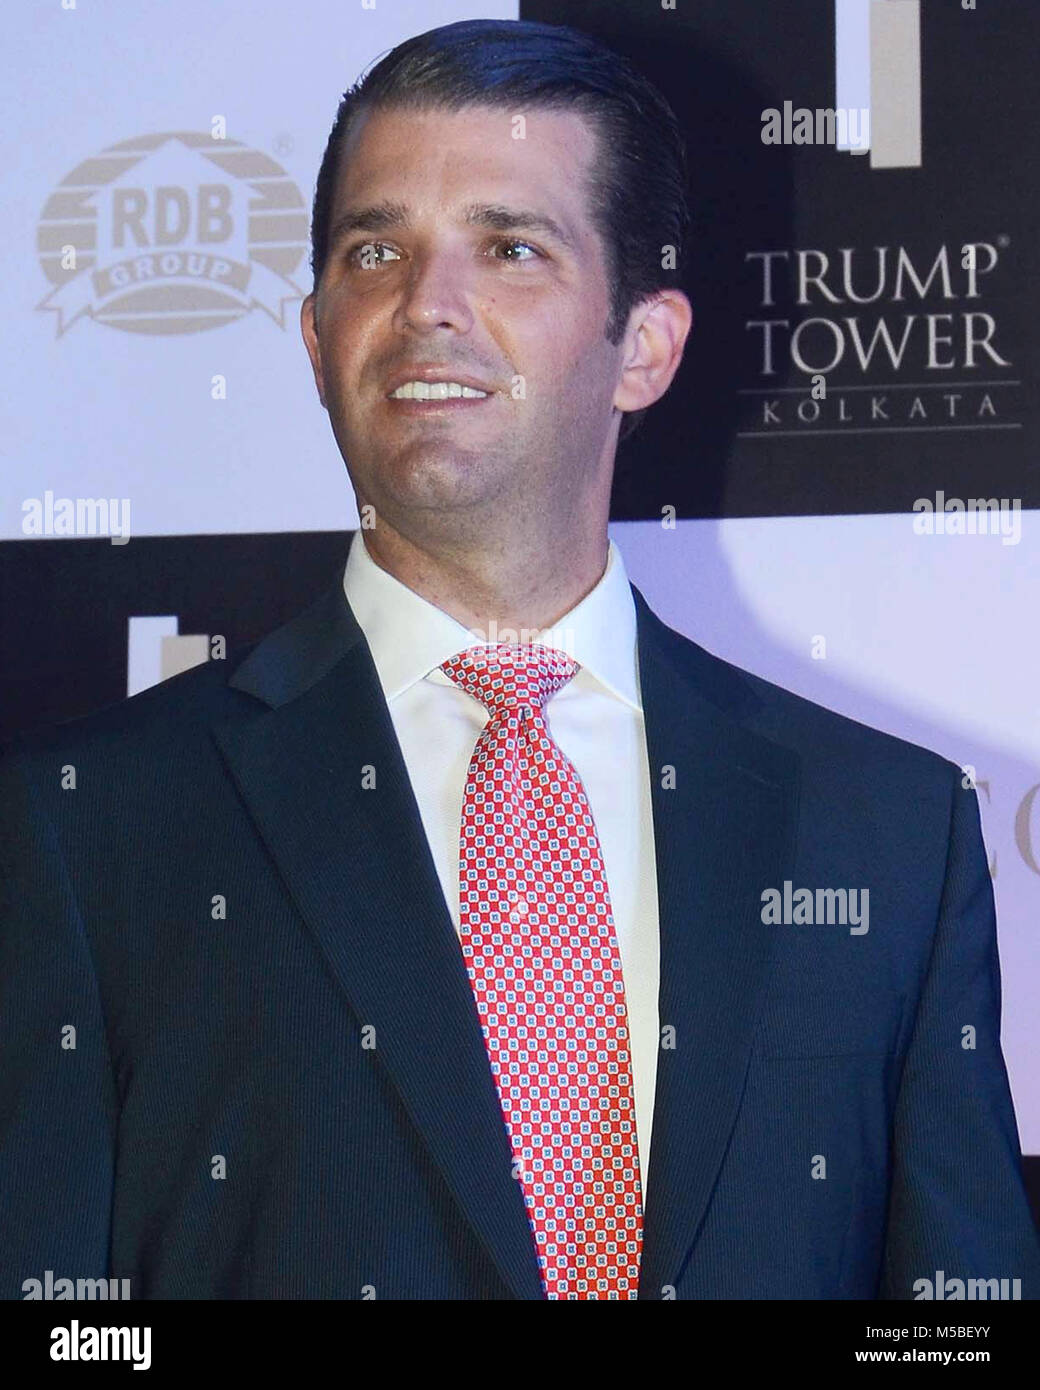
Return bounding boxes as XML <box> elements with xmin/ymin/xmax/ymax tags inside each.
<box><xmin>127</xmin><ymin>614</ymin><xmax>179</xmax><ymax>696</ymax></box>
<box><xmin>160</xmin><ymin>633</ymin><xmax>210</xmax><ymax>682</ymax></box>
<box><xmin>835</xmin><ymin>0</ymin><xmax>873</xmax><ymax>152</ymax></box>
<box><xmin>870</xmin><ymin>0</ymin><xmax>922</xmax><ymax>168</ymax></box>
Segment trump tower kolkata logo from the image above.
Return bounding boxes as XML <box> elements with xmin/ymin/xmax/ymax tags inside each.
<box><xmin>35</xmin><ymin>131</ymin><xmax>307</xmax><ymax>336</ymax></box>
<box><xmin>737</xmin><ymin>3</ymin><xmax>1021</xmax><ymax>437</ymax></box>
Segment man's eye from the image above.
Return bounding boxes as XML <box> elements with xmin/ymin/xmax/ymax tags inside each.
<box><xmin>346</xmin><ymin>242</ymin><xmax>400</xmax><ymax>267</ymax></box>
<box><xmin>345</xmin><ymin>238</ymin><xmax>541</xmax><ymax>267</ymax></box>
<box><xmin>489</xmin><ymin>238</ymin><xmax>541</xmax><ymax>262</ymax></box>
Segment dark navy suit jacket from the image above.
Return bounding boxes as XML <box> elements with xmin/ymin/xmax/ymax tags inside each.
<box><xmin>2</xmin><ymin>554</ymin><xmax>1038</xmax><ymax>1299</ymax></box>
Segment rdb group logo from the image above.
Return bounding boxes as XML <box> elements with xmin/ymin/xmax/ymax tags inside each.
<box><xmin>35</xmin><ymin>130</ymin><xmax>307</xmax><ymax>336</ymax></box>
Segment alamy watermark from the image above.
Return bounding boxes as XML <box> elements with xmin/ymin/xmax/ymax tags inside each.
<box><xmin>463</xmin><ymin>619</ymin><xmax>578</xmax><ymax>660</ymax></box>
<box><xmin>761</xmin><ymin>881</ymin><xmax>869</xmax><ymax>935</ymax></box>
<box><xmin>761</xmin><ymin>101</ymin><xmax>870</xmax><ymax>151</ymax></box>
<box><xmin>23</xmin><ymin>1269</ymin><xmax>131</xmax><ymax>1300</ymax></box>
<box><xmin>21</xmin><ymin>490</ymin><xmax>131</xmax><ymax>544</ymax></box>
<box><xmin>912</xmin><ymin>491</ymin><xmax>1021</xmax><ymax>545</ymax></box>
<box><xmin>50</xmin><ymin>1320</ymin><xmax>151</xmax><ymax>1371</ymax></box>
<box><xmin>913</xmin><ymin>1270</ymin><xmax>1021</xmax><ymax>1300</ymax></box>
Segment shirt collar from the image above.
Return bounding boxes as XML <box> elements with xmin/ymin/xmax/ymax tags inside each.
<box><xmin>342</xmin><ymin>532</ymin><xmax>641</xmax><ymax>713</ymax></box>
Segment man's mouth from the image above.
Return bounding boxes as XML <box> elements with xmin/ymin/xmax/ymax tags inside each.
<box><xmin>387</xmin><ymin>380</ymin><xmax>489</xmax><ymax>401</ymax></box>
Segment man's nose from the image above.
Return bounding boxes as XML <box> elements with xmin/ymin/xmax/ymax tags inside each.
<box><xmin>392</xmin><ymin>248</ymin><xmax>476</xmax><ymax>335</ymax></box>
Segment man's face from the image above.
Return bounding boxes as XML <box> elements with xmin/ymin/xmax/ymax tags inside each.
<box><xmin>301</xmin><ymin>102</ymin><xmax>632</xmax><ymax>547</ymax></box>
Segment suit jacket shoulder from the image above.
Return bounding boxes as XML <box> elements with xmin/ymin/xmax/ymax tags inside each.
<box><xmin>630</xmin><ymin>586</ymin><xmax>960</xmax><ymax>790</ymax></box>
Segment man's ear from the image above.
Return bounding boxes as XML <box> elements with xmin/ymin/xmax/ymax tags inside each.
<box><xmin>300</xmin><ymin>292</ymin><xmax>327</xmax><ymax>409</ymax></box>
<box><xmin>612</xmin><ymin>289</ymin><xmax>693</xmax><ymax>417</ymax></box>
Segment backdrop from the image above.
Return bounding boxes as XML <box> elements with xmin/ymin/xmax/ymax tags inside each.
<box><xmin>2</xmin><ymin>0</ymin><xmax>1037</xmax><ymax>1208</ymax></box>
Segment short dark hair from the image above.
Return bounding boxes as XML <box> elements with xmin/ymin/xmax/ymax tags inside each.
<box><xmin>309</xmin><ymin>18</ymin><xmax>690</xmax><ymax>442</ymax></box>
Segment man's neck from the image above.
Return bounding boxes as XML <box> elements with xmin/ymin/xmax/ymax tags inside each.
<box><xmin>358</xmin><ymin>528</ymin><xmax>609</xmax><ymax>636</ymax></box>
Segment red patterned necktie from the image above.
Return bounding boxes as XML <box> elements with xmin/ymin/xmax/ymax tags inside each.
<box><xmin>440</xmin><ymin>642</ymin><xmax>643</xmax><ymax>1299</ymax></box>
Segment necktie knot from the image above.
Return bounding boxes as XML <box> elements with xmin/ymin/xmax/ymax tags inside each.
<box><xmin>440</xmin><ymin>642</ymin><xmax>579</xmax><ymax>719</ymax></box>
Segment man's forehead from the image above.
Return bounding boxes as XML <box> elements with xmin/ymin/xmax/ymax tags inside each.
<box><xmin>341</xmin><ymin>99</ymin><xmax>599</xmax><ymax>151</ymax></box>
<box><xmin>326</xmin><ymin>105</ymin><xmax>602</xmax><ymax>265</ymax></box>
<box><xmin>335</xmin><ymin>101</ymin><xmax>599</xmax><ymax>206</ymax></box>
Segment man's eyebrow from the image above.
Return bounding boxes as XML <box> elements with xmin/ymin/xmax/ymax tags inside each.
<box><xmin>327</xmin><ymin>201</ymin><xmax>579</xmax><ymax>253</ymax></box>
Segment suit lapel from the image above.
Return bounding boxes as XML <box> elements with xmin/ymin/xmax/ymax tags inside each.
<box><xmin>630</xmin><ymin>585</ymin><xmax>800</xmax><ymax>1298</ymax></box>
<box><xmin>210</xmin><ymin>558</ymin><xmax>799</xmax><ymax>1301</ymax></box>
<box><xmin>212</xmin><ymin>574</ymin><xmax>544</xmax><ymax>1300</ymax></box>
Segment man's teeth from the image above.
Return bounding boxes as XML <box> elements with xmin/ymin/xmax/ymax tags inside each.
<box><xmin>390</xmin><ymin>381</ymin><xmax>488</xmax><ymax>400</ymax></box>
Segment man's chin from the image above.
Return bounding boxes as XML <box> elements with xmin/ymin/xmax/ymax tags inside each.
<box><xmin>359</xmin><ymin>442</ymin><xmax>509</xmax><ymax>513</ymax></box>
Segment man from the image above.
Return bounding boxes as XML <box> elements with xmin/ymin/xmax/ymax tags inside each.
<box><xmin>2</xmin><ymin>19</ymin><xmax>1038</xmax><ymax>1301</ymax></box>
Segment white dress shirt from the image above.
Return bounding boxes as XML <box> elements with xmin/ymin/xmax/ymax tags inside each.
<box><xmin>343</xmin><ymin>532</ymin><xmax>661</xmax><ymax>1193</ymax></box>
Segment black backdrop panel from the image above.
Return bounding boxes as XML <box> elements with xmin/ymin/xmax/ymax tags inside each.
<box><xmin>517</xmin><ymin>0</ymin><xmax>1039</xmax><ymax>519</ymax></box>
<box><xmin>0</xmin><ymin>533</ymin><xmax>350</xmax><ymax>744</ymax></box>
